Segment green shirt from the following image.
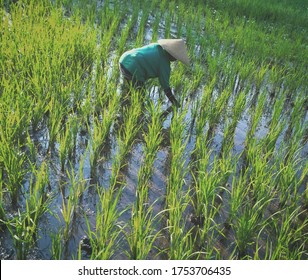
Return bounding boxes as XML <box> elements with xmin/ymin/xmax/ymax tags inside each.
<box><xmin>119</xmin><ymin>43</ymin><xmax>171</xmax><ymax>90</ymax></box>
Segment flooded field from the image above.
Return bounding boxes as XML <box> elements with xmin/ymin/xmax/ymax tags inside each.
<box><xmin>0</xmin><ymin>0</ymin><xmax>308</xmax><ymax>259</ymax></box>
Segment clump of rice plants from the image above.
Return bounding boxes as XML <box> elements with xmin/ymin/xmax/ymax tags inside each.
<box><xmin>164</xmin><ymin>107</ymin><xmax>195</xmax><ymax>259</ymax></box>
<box><xmin>125</xmin><ymin>101</ymin><xmax>163</xmax><ymax>259</ymax></box>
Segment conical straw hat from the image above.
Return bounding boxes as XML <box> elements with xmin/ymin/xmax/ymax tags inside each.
<box><xmin>158</xmin><ymin>39</ymin><xmax>190</xmax><ymax>66</ymax></box>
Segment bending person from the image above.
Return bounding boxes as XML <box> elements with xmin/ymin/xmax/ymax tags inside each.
<box><xmin>119</xmin><ymin>39</ymin><xmax>190</xmax><ymax>107</ymax></box>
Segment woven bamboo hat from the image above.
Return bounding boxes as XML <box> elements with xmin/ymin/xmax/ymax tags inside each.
<box><xmin>158</xmin><ymin>39</ymin><xmax>190</xmax><ymax>66</ymax></box>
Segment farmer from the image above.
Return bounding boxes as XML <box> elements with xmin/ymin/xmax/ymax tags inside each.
<box><xmin>119</xmin><ymin>39</ymin><xmax>189</xmax><ymax>107</ymax></box>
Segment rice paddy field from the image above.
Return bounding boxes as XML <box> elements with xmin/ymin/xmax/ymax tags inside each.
<box><xmin>0</xmin><ymin>0</ymin><xmax>308</xmax><ymax>260</ymax></box>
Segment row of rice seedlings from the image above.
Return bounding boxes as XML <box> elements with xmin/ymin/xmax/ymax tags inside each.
<box><xmin>0</xmin><ymin>139</ymin><xmax>28</xmax><ymax>206</ymax></box>
<box><xmin>73</xmin><ymin>11</ymin><xmax>136</xmax><ymax>254</ymax></box>
<box><xmin>192</xmin><ymin>77</ymin><xmax>237</xmax><ymax>256</ymax></box>
<box><xmin>245</xmin><ymin>89</ymin><xmax>267</xmax><ymax>149</ymax></box>
<box><xmin>284</xmin><ymin>90</ymin><xmax>307</xmax><ymax>147</ymax></box>
<box><xmin>89</xmin><ymin>93</ymin><xmax>119</xmax><ymax>178</ymax></box>
<box><xmin>58</xmin><ymin>114</ymin><xmax>79</xmax><ymax>172</ymax></box>
<box><xmin>84</xmin><ymin>88</ymin><xmax>143</xmax><ymax>260</ymax></box>
<box><xmin>125</xmin><ymin>101</ymin><xmax>163</xmax><ymax>259</ymax></box>
<box><xmin>172</xmin><ymin>5</ymin><xmax>205</xmax><ymax>97</ymax></box>
<box><xmin>191</xmin><ymin>143</ymin><xmax>232</xmax><ymax>258</ymax></box>
<box><xmin>115</xmin><ymin>7</ymin><xmax>138</xmax><ymax>56</ymax></box>
<box><xmin>134</xmin><ymin>5</ymin><xmax>150</xmax><ymax>47</ymax></box>
<box><xmin>165</xmin><ymin>107</ymin><xmax>194</xmax><ymax>259</ymax></box>
<box><xmin>83</xmin><ymin>183</ymin><xmax>123</xmax><ymax>260</ymax></box>
<box><xmin>230</xmin><ymin>147</ymin><xmax>275</xmax><ymax>258</ymax></box>
<box><xmin>57</xmin><ymin>48</ymin><xmax>123</xmax><ymax>259</ymax></box>
<box><xmin>221</xmin><ymin>89</ymin><xmax>247</xmax><ymax>155</ymax></box>
<box><xmin>1</xmin><ymin>161</ymin><xmax>50</xmax><ymax>259</ymax></box>
<box><xmin>232</xmin><ymin>103</ymin><xmax>280</xmax><ymax>257</ymax></box>
<box><xmin>60</xmin><ymin>159</ymin><xmax>87</xmax><ymax>242</ymax></box>
<box><xmin>100</xmin><ymin>6</ymin><xmax>123</xmax><ymax>61</ymax></box>
<box><xmin>267</xmin><ymin>206</ymin><xmax>308</xmax><ymax>260</ymax></box>
<box><xmin>268</xmin><ymin>107</ymin><xmax>307</xmax><ymax>259</ymax></box>
<box><xmin>274</xmin><ymin>150</ymin><xmax>305</xmax><ymax>210</ymax></box>
<box><xmin>302</xmin><ymin>160</ymin><xmax>308</xmax><ymax>207</ymax></box>
<box><xmin>50</xmin><ymin>152</ymin><xmax>88</xmax><ymax>259</ymax></box>
<box><xmin>206</xmin><ymin>86</ymin><xmax>232</xmax><ymax>143</ymax></box>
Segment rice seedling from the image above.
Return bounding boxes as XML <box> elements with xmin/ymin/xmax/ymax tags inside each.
<box><xmin>269</xmin><ymin>206</ymin><xmax>308</xmax><ymax>260</ymax></box>
<box><xmin>0</xmin><ymin>100</ymin><xmax>30</xmax><ymax>147</ymax></box>
<box><xmin>150</xmin><ymin>11</ymin><xmax>161</xmax><ymax>42</ymax></box>
<box><xmin>118</xmin><ymin>90</ymin><xmax>143</xmax><ymax>150</ymax></box>
<box><xmin>50</xmin><ymin>231</ymin><xmax>63</xmax><ymax>260</ymax></box>
<box><xmin>60</xmin><ymin>160</ymin><xmax>87</xmax><ymax>243</ymax></box>
<box><xmin>232</xmin><ymin>199</ymin><xmax>272</xmax><ymax>259</ymax></box>
<box><xmin>3</xmin><ymin>210</ymin><xmax>31</xmax><ymax>259</ymax></box>
<box><xmin>270</xmin><ymin>132</ymin><xmax>308</xmax><ymax>211</ymax></box>
<box><xmin>206</xmin><ymin>86</ymin><xmax>231</xmax><ymax>142</ymax></box>
<box><xmin>25</xmin><ymin>161</ymin><xmax>51</xmax><ymax>234</ymax></box>
<box><xmin>191</xmin><ymin>148</ymin><xmax>223</xmax><ymax>258</ymax></box>
<box><xmin>46</xmin><ymin>98</ymin><xmax>66</xmax><ymax>152</ymax></box>
<box><xmin>58</xmin><ymin>114</ymin><xmax>78</xmax><ymax>172</ymax></box>
<box><xmin>284</xmin><ymin>90</ymin><xmax>307</xmax><ymax>145</ymax></box>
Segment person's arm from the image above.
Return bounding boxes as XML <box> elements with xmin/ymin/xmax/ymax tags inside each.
<box><xmin>164</xmin><ymin>87</ymin><xmax>180</xmax><ymax>107</ymax></box>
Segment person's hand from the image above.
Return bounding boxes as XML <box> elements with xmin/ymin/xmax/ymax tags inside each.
<box><xmin>165</xmin><ymin>88</ymin><xmax>180</xmax><ymax>108</ymax></box>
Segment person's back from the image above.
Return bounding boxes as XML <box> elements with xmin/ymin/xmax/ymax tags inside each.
<box><xmin>119</xmin><ymin>43</ymin><xmax>171</xmax><ymax>90</ymax></box>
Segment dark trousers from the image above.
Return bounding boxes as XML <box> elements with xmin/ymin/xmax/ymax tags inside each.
<box><xmin>119</xmin><ymin>63</ymin><xmax>144</xmax><ymax>90</ymax></box>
